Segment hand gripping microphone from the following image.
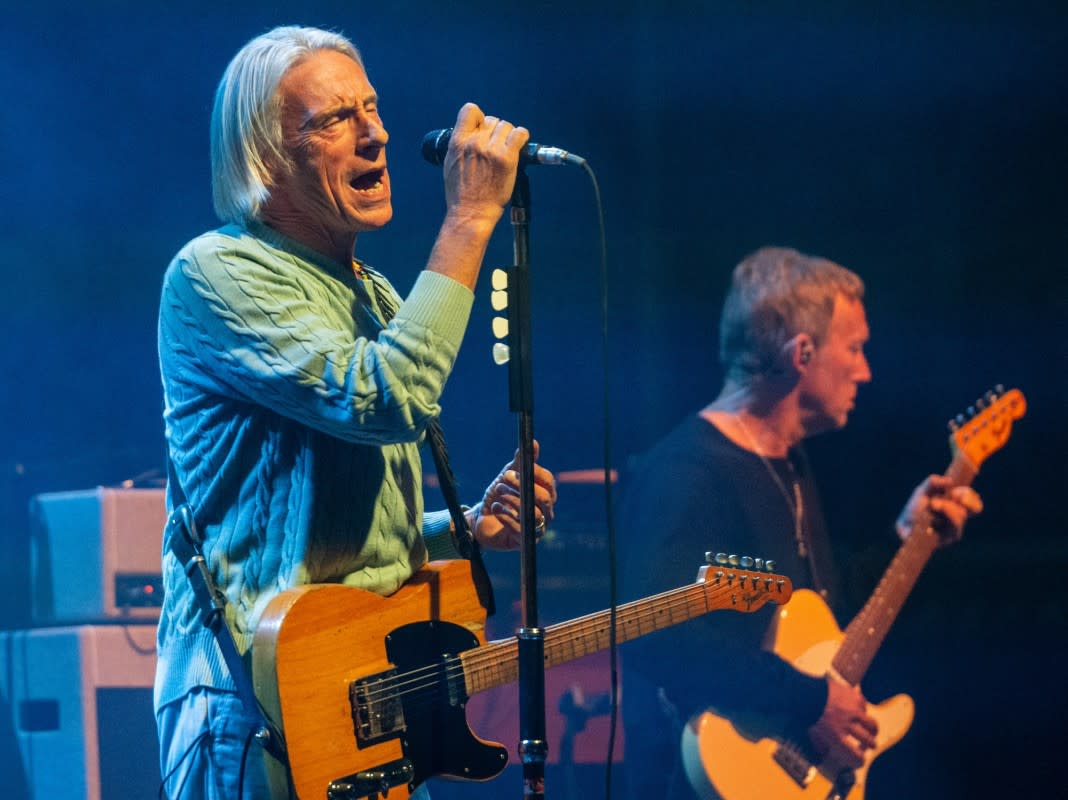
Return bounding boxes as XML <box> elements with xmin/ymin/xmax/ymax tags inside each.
<box><xmin>421</xmin><ymin>127</ymin><xmax>586</xmax><ymax>167</ymax></box>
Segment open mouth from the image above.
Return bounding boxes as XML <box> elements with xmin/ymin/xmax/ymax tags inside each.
<box><xmin>349</xmin><ymin>168</ymin><xmax>386</xmax><ymax>193</ymax></box>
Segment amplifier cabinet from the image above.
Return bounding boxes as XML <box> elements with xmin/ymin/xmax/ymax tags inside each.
<box><xmin>0</xmin><ymin>624</ymin><xmax>159</xmax><ymax>800</ymax></box>
<box><xmin>30</xmin><ymin>488</ymin><xmax>165</xmax><ymax>624</ymax></box>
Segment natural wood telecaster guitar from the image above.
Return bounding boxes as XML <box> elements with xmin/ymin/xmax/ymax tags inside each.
<box><xmin>682</xmin><ymin>386</ymin><xmax>1026</xmax><ymax>800</ymax></box>
<box><xmin>253</xmin><ymin>555</ymin><xmax>792</xmax><ymax>799</ymax></box>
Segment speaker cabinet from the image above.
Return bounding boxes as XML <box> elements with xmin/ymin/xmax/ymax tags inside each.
<box><xmin>30</xmin><ymin>488</ymin><xmax>165</xmax><ymax>624</ymax></box>
<box><xmin>0</xmin><ymin>625</ymin><xmax>159</xmax><ymax>800</ymax></box>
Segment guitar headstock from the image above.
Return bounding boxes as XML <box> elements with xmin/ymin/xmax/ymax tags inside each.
<box><xmin>948</xmin><ymin>385</ymin><xmax>1027</xmax><ymax>469</ymax></box>
<box><xmin>699</xmin><ymin>552</ymin><xmax>794</xmax><ymax>613</ymax></box>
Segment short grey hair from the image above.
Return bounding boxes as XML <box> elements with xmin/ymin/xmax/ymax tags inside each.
<box><xmin>210</xmin><ymin>26</ymin><xmax>362</xmax><ymax>225</ymax></box>
<box><xmin>719</xmin><ymin>246</ymin><xmax>865</xmax><ymax>384</ymax></box>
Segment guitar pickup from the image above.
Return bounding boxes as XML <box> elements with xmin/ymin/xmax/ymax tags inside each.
<box><xmin>772</xmin><ymin>740</ymin><xmax>816</xmax><ymax>788</ymax></box>
<box><xmin>327</xmin><ymin>758</ymin><xmax>415</xmax><ymax>799</ymax></box>
<box><xmin>350</xmin><ymin>668</ymin><xmax>406</xmax><ymax>747</ymax></box>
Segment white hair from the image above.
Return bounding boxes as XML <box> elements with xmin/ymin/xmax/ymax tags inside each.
<box><xmin>210</xmin><ymin>26</ymin><xmax>362</xmax><ymax>225</ymax></box>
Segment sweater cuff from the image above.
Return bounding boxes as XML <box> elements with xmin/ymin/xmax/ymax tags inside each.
<box><xmin>423</xmin><ymin>509</ymin><xmax>464</xmax><ymax>560</ymax></box>
<box><xmin>400</xmin><ymin>271</ymin><xmax>474</xmax><ymax>349</ymax></box>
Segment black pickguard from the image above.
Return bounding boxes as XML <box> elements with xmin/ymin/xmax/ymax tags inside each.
<box><xmin>383</xmin><ymin>620</ymin><xmax>509</xmax><ymax>787</ymax></box>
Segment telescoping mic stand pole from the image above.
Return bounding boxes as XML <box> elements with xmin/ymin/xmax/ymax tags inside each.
<box><xmin>508</xmin><ymin>167</ymin><xmax>548</xmax><ymax>799</ymax></box>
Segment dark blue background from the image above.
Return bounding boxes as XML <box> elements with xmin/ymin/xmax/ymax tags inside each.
<box><xmin>2</xmin><ymin>1</ymin><xmax>1065</xmax><ymax>797</ymax></box>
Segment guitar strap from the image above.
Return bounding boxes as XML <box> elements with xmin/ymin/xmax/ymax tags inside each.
<box><xmin>364</xmin><ymin>264</ymin><xmax>496</xmax><ymax>616</ymax></box>
<box><xmin>164</xmin><ymin>456</ymin><xmax>288</xmax><ymax>766</ymax></box>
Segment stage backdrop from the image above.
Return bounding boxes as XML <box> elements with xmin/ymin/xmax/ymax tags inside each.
<box><xmin>2</xmin><ymin>2</ymin><xmax>1065</xmax><ymax>799</ymax></box>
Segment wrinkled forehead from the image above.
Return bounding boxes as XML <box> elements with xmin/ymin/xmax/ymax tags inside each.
<box><xmin>277</xmin><ymin>49</ymin><xmax>374</xmax><ymax>110</ymax></box>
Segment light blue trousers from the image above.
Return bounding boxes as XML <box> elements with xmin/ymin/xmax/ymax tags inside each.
<box><xmin>157</xmin><ymin>687</ymin><xmax>432</xmax><ymax>799</ymax></box>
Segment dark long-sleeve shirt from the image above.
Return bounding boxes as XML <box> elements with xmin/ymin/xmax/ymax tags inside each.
<box><xmin>619</xmin><ymin>413</ymin><xmax>843</xmax><ymax>797</ymax></box>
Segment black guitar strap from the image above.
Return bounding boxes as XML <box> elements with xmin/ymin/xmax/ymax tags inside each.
<box><xmin>364</xmin><ymin>264</ymin><xmax>496</xmax><ymax>616</ymax></box>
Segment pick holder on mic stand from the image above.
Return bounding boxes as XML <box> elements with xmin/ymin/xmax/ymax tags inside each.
<box><xmin>505</xmin><ymin>167</ymin><xmax>548</xmax><ymax>799</ymax></box>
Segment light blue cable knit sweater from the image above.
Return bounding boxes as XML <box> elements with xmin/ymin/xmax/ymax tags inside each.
<box><xmin>155</xmin><ymin>221</ymin><xmax>472</xmax><ymax>711</ymax></box>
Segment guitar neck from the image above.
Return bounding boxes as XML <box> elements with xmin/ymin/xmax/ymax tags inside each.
<box><xmin>833</xmin><ymin>454</ymin><xmax>977</xmax><ymax>685</ymax></box>
<box><xmin>461</xmin><ymin>570</ymin><xmax>785</xmax><ymax>697</ymax></box>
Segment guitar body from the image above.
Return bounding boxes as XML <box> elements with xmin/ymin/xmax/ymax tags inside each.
<box><xmin>251</xmin><ymin>555</ymin><xmax>791</xmax><ymax>798</ymax></box>
<box><xmin>682</xmin><ymin>589</ymin><xmax>914</xmax><ymax>800</ymax></box>
<box><xmin>252</xmin><ymin>559</ymin><xmax>503</xmax><ymax>800</ymax></box>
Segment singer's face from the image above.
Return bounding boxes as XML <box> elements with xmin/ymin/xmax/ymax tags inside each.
<box><xmin>798</xmin><ymin>294</ymin><xmax>872</xmax><ymax>434</ymax></box>
<box><xmin>266</xmin><ymin>49</ymin><xmax>392</xmax><ymax>253</ymax></box>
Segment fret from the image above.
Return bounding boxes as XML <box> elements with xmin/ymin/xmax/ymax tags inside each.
<box><xmin>461</xmin><ymin>573</ymin><xmax>787</xmax><ymax>696</ymax></box>
<box><xmin>832</xmin><ymin>388</ymin><xmax>1022</xmax><ymax>684</ymax></box>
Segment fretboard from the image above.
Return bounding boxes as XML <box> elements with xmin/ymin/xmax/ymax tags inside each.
<box><xmin>461</xmin><ymin>568</ymin><xmax>790</xmax><ymax>697</ymax></box>
<box><xmin>833</xmin><ymin>454</ymin><xmax>977</xmax><ymax>685</ymax></box>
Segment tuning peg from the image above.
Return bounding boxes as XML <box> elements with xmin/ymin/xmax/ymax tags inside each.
<box><xmin>975</xmin><ymin>397</ymin><xmax>987</xmax><ymax>410</ymax></box>
<box><xmin>995</xmin><ymin>383</ymin><xmax>1004</xmax><ymax>395</ymax></box>
<box><xmin>967</xmin><ymin>406</ymin><xmax>977</xmax><ymax>418</ymax></box>
<box><xmin>956</xmin><ymin>413</ymin><xmax>967</xmax><ymax>427</ymax></box>
<box><xmin>764</xmin><ymin>559</ymin><xmax>776</xmax><ymax>573</ymax></box>
<box><xmin>985</xmin><ymin>389</ymin><xmax>997</xmax><ymax>403</ymax></box>
<box><xmin>706</xmin><ymin>552</ymin><xmax>729</xmax><ymax>565</ymax></box>
<box><xmin>739</xmin><ymin>556</ymin><xmax>754</xmax><ymax>568</ymax></box>
<box><xmin>754</xmin><ymin>557</ymin><xmax>765</xmax><ymax>571</ymax></box>
<box><xmin>727</xmin><ymin>554</ymin><xmax>740</xmax><ymax>566</ymax></box>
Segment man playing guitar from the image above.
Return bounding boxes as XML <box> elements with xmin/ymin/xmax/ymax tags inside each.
<box><xmin>618</xmin><ymin>247</ymin><xmax>983</xmax><ymax>799</ymax></box>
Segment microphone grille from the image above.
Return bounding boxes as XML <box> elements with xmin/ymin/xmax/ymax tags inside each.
<box><xmin>420</xmin><ymin>128</ymin><xmax>452</xmax><ymax>166</ymax></box>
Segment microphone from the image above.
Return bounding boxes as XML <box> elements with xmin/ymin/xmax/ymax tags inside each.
<box><xmin>421</xmin><ymin>127</ymin><xmax>586</xmax><ymax>167</ymax></box>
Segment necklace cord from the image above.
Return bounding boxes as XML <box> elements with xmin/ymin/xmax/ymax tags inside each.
<box><xmin>734</xmin><ymin>416</ymin><xmax>808</xmax><ymax>559</ymax></box>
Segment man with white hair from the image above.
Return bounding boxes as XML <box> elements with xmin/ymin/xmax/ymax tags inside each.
<box><xmin>155</xmin><ymin>25</ymin><xmax>556</xmax><ymax>799</ymax></box>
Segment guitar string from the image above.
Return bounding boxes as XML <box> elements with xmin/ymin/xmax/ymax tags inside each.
<box><xmin>349</xmin><ymin>577</ymin><xmax>782</xmax><ymax>710</ymax></box>
<box><xmin>837</xmin><ymin>508</ymin><xmax>941</xmax><ymax>677</ymax></box>
<box><xmin>351</xmin><ymin>580</ymin><xmax>747</xmax><ymax>703</ymax></box>
<box><xmin>396</xmin><ymin>575</ymin><xmax>782</xmax><ymax>694</ymax></box>
<box><xmin>346</xmin><ymin>595</ymin><xmax>740</xmax><ymax>712</ymax></box>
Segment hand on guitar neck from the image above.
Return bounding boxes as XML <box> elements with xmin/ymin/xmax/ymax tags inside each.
<box><xmin>806</xmin><ymin>473</ymin><xmax>983</xmax><ymax>768</ymax></box>
<box><xmin>682</xmin><ymin>387</ymin><xmax>1025</xmax><ymax>800</ymax></box>
<box><xmin>895</xmin><ymin>473</ymin><xmax>984</xmax><ymax>547</ymax></box>
<box><xmin>806</xmin><ymin>467</ymin><xmax>983</xmax><ymax>771</ymax></box>
<box><xmin>808</xmin><ymin>678</ymin><xmax>878</xmax><ymax>768</ymax></box>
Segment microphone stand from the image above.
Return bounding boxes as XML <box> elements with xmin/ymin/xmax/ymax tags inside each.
<box><xmin>508</xmin><ymin>167</ymin><xmax>547</xmax><ymax>799</ymax></box>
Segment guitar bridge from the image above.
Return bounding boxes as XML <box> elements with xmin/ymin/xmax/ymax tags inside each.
<box><xmin>327</xmin><ymin>757</ymin><xmax>415</xmax><ymax>799</ymax></box>
<box><xmin>350</xmin><ymin>668</ymin><xmax>406</xmax><ymax>747</ymax></box>
<box><xmin>772</xmin><ymin>740</ymin><xmax>816</xmax><ymax>788</ymax></box>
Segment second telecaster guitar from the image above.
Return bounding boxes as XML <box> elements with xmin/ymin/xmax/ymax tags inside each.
<box><xmin>253</xmin><ymin>555</ymin><xmax>792</xmax><ymax>799</ymax></box>
<box><xmin>682</xmin><ymin>386</ymin><xmax>1026</xmax><ymax>800</ymax></box>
